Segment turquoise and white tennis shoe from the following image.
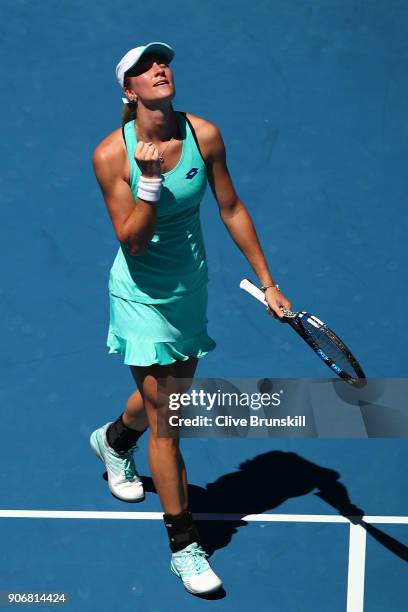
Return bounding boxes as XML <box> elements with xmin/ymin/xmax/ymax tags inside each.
<box><xmin>170</xmin><ymin>542</ymin><xmax>223</xmax><ymax>595</ymax></box>
<box><xmin>90</xmin><ymin>422</ymin><xmax>144</xmax><ymax>502</ymax></box>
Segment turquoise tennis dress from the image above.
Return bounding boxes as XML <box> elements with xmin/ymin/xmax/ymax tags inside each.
<box><xmin>106</xmin><ymin>111</ymin><xmax>216</xmax><ymax>366</ymax></box>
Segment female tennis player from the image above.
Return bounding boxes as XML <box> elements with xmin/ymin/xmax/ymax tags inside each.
<box><xmin>90</xmin><ymin>41</ymin><xmax>291</xmax><ymax>595</ymax></box>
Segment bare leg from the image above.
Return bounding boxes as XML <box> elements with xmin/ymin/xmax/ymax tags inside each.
<box><xmin>122</xmin><ymin>388</ymin><xmax>149</xmax><ymax>431</ymax></box>
<box><xmin>130</xmin><ymin>357</ymin><xmax>198</xmax><ymax>515</ymax></box>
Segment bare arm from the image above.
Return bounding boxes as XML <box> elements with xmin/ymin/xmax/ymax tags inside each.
<box><xmin>200</xmin><ymin>121</ymin><xmax>292</xmax><ymax>317</ymax></box>
<box><xmin>92</xmin><ymin>137</ymin><xmax>157</xmax><ymax>255</ymax></box>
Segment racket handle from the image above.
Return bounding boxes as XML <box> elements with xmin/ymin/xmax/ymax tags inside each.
<box><xmin>239</xmin><ymin>278</ymin><xmax>267</xmax><ymax>305</ymax></box>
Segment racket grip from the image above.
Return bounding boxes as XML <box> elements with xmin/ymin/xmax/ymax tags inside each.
<box><xmin>239</xmin><ymin>278</ymin><xmax>267</xmax><ymax>305</ymax></box>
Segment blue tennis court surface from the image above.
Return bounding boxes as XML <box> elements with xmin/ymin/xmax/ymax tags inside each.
<box><xmin>1</xmin><ymin>1</ymin><xmax>407</xmax><ymax>610</ymax></box>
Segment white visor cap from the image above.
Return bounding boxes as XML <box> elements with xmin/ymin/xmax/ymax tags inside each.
<box><xmin>116</xmin><ymin>42</ymin><xmax>175</xmax><ymax>88</ymax></box>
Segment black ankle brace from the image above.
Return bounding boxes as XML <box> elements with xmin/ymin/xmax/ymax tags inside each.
<box><xmin>106</xmin><ymin>414</ymin><xmax>147</xmax><ymax>453</ymax></box>
<box><xmin>163</xmin><ymin>510</ymin><xmax>201</xmax><ymax>553</ymax></box>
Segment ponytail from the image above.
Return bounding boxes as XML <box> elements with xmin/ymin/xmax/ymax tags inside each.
<box><xmin>121</xmin><ymin>76</ymin><xmax>137</xmax><ymax>127</ymax></box>
<box><xmin>122</xmin><ymin>100</ymin><xmax>137</xmax><ymax>126</ymax></box>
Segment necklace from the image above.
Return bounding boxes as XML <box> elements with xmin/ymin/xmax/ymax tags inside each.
<box><xmin>158</xmin><ymin>138</ymin><xmax>174</xmax><ymax>164</ymax></box>
<box><xmin>135</xmin><ymin>123</ymin><xmax>177</xmax><ymax>164</ymax></box>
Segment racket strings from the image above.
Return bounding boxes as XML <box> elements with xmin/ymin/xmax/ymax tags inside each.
<box><xmin>302</xmin><ymin>322</ymin><xmax>358</xmax><ymax>376</ymax></box>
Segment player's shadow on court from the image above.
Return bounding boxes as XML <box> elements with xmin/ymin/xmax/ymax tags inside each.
<box><xmin>142</xmin><ymin>450</ymin><xmax>407</xmax><ymax>562</ymax></box>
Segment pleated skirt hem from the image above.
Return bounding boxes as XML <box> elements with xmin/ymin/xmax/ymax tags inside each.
<box><xmin>107</xmin><ymin>327</ymin><xmax>216</xmax><ymax>366</ymax></box>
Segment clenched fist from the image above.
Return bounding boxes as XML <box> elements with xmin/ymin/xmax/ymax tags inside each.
<box><xmin>134</xmin><ymin>141</ymin><xmax>162</xmax><ymax>178</ymax></box>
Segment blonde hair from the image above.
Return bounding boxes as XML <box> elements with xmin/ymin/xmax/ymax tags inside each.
<box><xmin>121</xmin><ymin>76</ymin><xmax>137</xmax><ymax>126</ymax></box>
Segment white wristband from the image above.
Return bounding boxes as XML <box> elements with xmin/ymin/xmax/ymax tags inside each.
<box><xmin>137</xmin><ymin>175</ymin><xmax>163</xmax><ymax>202</ymax></box>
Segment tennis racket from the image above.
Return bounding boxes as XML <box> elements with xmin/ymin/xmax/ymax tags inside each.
<box><xmin>240</xmin><ymin>278</ymin><xmax>366</xmax><ymax>388</ymax></box>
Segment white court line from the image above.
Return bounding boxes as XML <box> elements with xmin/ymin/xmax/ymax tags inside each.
<box><xmin>347</xmin><ymin>523</ymin><xmax>367</xmax><ymax>612</ymax></box>
<box><xmin>0</xmin><ymin>509</ymin><xmax>407</xmax><ymax>523</ymax></box>
<box><xmin>1</xmin><ymin>510</ymin><xmax>405</xmax><ymax>612</ymax></box>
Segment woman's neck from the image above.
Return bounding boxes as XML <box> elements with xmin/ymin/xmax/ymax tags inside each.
<box><xmin>135</xmin><ymin>103</ymin><xmax>179</xmax><ymax>143</ymax></box>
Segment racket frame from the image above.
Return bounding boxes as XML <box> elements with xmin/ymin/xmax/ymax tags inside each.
<box><xmin>239</xmin><ymin>278</ymin><xmax>366</xmax><ymax>388</ymax></box>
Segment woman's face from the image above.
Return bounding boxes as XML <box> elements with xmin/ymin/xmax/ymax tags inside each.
<box><xmin>124</xmin><ymin>53</ymin><xmax>175</xmax><ymax>105</ymax></box>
